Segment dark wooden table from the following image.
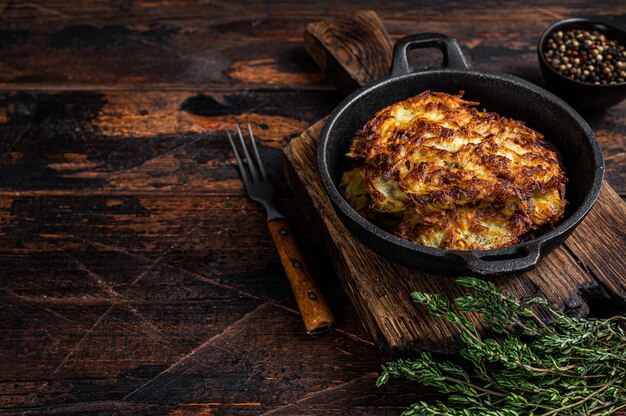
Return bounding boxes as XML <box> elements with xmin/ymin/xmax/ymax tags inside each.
<box><xmin>0</xmin><ymin>2</ymin><xmax>624</xmax><ymax>415</ymax></box>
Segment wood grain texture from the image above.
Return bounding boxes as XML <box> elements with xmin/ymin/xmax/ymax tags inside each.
<box><xmin>0</xmin><ymin>3</ymin><xmax>624</xmax><ymax>193</ymax></box>
<box><xmin>0</xmin><ymin>2</ymin><xmax>624</xmax><ymax>415</ymax></box>
<box><xmin>0</xmin><ymin>88</ymin><xmax>390</xmax><ymax>413</ymax></box>
<box><xmin>284</xmin><ymin>120</ymin><xmax>626</xmax><ymax>353</ymax></box>
<box><xmin>565</xmin><ymin>184</ymin><xmax>626</xmax><ymax>300</ymax></box>
<box><xmin>268</xmin><ymin>218</ymin><xmax>335</xmax><ymax>334</ymax></box>
<box><xmin>0</xmin><ymin>1</ymin><xmax>625</xmax><ymax>90</ymax></box>
<box><xmin>305</xmin><ymin>10</ymin><xmax>393</xmax><ymax>94</ymax></box>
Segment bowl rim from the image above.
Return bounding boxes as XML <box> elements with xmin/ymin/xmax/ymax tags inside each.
<box><xmin>538</xmin><ymin>17</ymin><xmax>626</xmax><ymax>88</ymax></box>
<box><xmin>318</xmin><ymin>68</ymin><xmax>605</xmax><ymax>260</ymax></box>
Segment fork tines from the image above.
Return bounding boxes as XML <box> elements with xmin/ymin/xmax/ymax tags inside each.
<box><xmin>227</xmin><ymin>123</ymin><xmax>267</xmax><ymax>184</ymax></box>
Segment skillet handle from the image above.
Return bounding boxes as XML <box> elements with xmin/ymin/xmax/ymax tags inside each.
<box><xmin>456</xmin><ymin>244</ymin><xmax>541</xmax><ymax>276</ymax></box>
<box><xmin>391</xmin><ymin>33</ymin><xmax>471</xmax><ymax>76</ymax></box>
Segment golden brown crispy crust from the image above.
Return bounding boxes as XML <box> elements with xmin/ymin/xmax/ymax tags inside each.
<box><xmin>342</xmin><ymin>90</ymin><xmax>567</xmax><ymax>250</ymax></box>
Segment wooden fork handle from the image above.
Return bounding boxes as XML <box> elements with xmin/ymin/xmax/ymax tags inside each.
<box><xmin>267</xmin><ymin>219</ymin><xmax>335</xmax><ymax>335</ymax></box>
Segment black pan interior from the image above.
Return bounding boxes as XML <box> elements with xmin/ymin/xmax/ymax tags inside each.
<box><xmin>325</xmin><ymin>70</ymin><xmax>599</xmax><ymax>223</ymax></box>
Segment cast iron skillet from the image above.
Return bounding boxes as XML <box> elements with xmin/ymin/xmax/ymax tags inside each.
<box><xmin>318</xmin><ymin>33</ymin><xmax>604</xmax><ymax>276</ymax></box>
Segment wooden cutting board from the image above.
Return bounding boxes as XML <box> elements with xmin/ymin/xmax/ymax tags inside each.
<box><xmin>284</xmin><ymin>11</ymin><xmax>626</xmax><ymax>355</ymax></box>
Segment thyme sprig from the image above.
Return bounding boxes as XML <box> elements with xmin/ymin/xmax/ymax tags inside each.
<box><xmin>376</xmin><ymin>277</ymin><xmax>626</xmax><ymax>415</ymax></box>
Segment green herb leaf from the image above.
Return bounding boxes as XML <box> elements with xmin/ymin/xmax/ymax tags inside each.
<box><xmin>377</xmin><ymin>277</ymin><xmax>626</xmax><ymax>415</ymax></box>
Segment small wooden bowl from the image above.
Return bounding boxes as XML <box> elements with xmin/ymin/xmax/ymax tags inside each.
<box><xmin>538</xmin><ymin>18</ymin><xmax>626</xmax><ymax>111</ymax></box>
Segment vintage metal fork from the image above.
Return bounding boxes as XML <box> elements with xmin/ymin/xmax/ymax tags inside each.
<box><xmin>227</xmin><ymin>123</ymin><xmax>334</xmax><ymax>335</ymax></box>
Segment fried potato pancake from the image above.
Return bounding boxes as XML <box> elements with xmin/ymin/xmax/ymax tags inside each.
<box><xmin>340</xmin><ymin>91</ymin><xmax>567</xmax><ymax>250</ymax></box>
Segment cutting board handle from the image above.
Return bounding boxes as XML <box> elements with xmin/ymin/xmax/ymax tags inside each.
<box><xmin>304</xmin><ymin>10</ymin><xmax>393</xmax><ymax>95</ymax></box>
